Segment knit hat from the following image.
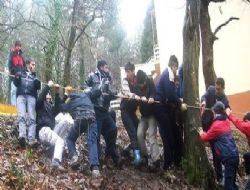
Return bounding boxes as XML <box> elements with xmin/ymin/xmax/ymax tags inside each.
<box><xmin>212</xmin><ymin>101</ymin><xmax>225</xmax><ymax>114</ymax></box>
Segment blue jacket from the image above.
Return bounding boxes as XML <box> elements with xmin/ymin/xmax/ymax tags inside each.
<box><xmin>155</xmin><ymin>68</ymin><xmax>180</xmax><ymax>104</ymax></box>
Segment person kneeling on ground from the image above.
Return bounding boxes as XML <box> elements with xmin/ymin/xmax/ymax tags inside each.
<box><xmin>226</xmin><ymin>109</ymin><xmax>250</xmax><ymax>189</ymax></box>
<box><xmin>36</xmin><ymin>81</ymin><xmax>73</xmax><ymax>170</ymax></box>
<box><xmin>199</xmin><ymin>101</ymin><xmax>239</xmax><ymax>190</ymax></box>
<box><xmin>61</xmin><ymin>87</ymin><xmax>100</xmax><ymax>177</ymax></box>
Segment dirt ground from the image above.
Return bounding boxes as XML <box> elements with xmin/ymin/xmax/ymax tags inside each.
<box><xmin>0</xmin><ymin>114</ymin><xmax>249</xmax><ymax>190</ymax></box>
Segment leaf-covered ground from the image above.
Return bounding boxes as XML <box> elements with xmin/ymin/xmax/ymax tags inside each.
<box><xmin>0</xmin><ymin>114</ymin><xmax>248</xmax><ymax>189</ymax></box>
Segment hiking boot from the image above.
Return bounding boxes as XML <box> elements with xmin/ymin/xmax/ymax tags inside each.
<box><xmin>18</xmin><ymin>137</ymin><xmax>26</xmax><ymax>148</ymax></box>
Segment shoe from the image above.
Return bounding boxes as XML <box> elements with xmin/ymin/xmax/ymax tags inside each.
<box><xmin>28</xmin><ymin>139</ymin><xmax>38</xmax><ymax>147</ymax></box>
<box><xmin>70</xmin><ymin>154</ymin><xmax>79</xmax><ymax>166</ymax></box>
<box><xmin>133</xmin><ymin>149</ymin><xmax>142</xmax><ymax>166</ymax></box>
<box><xmin>51</xmin><ymin>159</ymin><xmax>65</xmax><ymax>171</ymax></box>
<box><xmin>18</xmin><ymin>137</ymin><xmax>26</xmax><ymax>148</ymax></box>
<box><xmin>91</xmin><ymin>166</ymin><xmax>101</xmax><ymax>178</ymax></box>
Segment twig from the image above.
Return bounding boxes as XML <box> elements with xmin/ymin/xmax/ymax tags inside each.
<box><xmin>213</xmin><ymin>17</ymin><xmax>239</xmax><ymax>40</ymax></box>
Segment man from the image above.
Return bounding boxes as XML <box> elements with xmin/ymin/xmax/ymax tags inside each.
<box><xmin>85</xmin><ymin>60</ymin><xmax>120</xmax><ymax>166</ymax></box>
<box><xmin>7</xmin><ymin>40</ymin><xmax>25</xmax><ymax>106</ymax></box>
<box><xmin>201</xmin><ymin>77</ymin><xmax>230</xmax><ymax>184</ymax></box>
<box><xmin>135</xmin><ymin>70</ymin><xmax>160</xmax><ymax>168</ymax></box>
<box><xmin>61</xmin><ymin>87</ymin><xmax>100</xmax><ymax>177</ymax></box>
<box><xmin>154</xmin><ymin>55</ymin><xmax>183</xmax><ymax>170</ymax></box>
<box><xmin>120</xmin><ymin>62</ymin><xmax>141</xmax><ymax>165</ymax></box>
<box><xmin>14</xmin><ymin>59</ymin><xmax>41</xmax><ymax>147</ymax></box>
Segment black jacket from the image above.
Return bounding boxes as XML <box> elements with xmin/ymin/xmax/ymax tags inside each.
<box><xmin>36</xmin><ymin>85</ymin><xmax>62</xmax><ymax>131</ymax></box>
<box><xmin>85</xmin><ymin>69</ymin><xmax>116</xmax><ymax>114</ymax></box>
<box><xmin>14</xmin><ymin>70</ymin><xmax>41</xmax><ymax>98</ymax></box>
<box><xmin>60</xmin><ymin>92</ymin><xmax>96</xmax><ymax>121</ymax></box>
<box><xmin>135</xmin><ymin>77</ymin><xmax>156</xmax><ymax>117</ymax></box>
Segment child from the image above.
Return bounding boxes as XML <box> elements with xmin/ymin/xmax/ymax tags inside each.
<box><xmin>226</xmin><ymin>109</ymin><xmax>250</xmax><ymax>189</ymax></box>
<box><xmin>199</xmin><ymin>101</ymin><xmax>239</xmax><ymax>190</ymax></box>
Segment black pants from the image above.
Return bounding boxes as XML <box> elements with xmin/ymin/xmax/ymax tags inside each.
<box><xmin>155</xmin><ymin>105</ymin><xmax>183</xmax><ymax>168</ymax></box>
<box><xmin>121</xmin><ymin>110</ymin><xmax>139</xmax><ymax>150</ymax></box>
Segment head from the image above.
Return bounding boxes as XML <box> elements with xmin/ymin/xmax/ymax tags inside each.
<box><xmin>46</xmin><ymin>92</ymin><xmax>52</xmax><ymax>103</ymax></box>
<box><xmin>14</xmin><ymin>40</ymin><xmax>22</xmax><ymax>51</ymax></box>
<box><xmin>97</xmin><ymin>60</ymin><xmax>109</xmax><ymax>73</ymax></box>
<box><xmin>125</xmin><ymin>62</ymin><xmax>135</xmax><ymax>81</ymax></box>
<box><xmin>65</xmin><ymin>86</ymin><xmax>73</xmax><ymax>96</ymax></box>
<box><xmin>26</xmin><ymin>59</ymin><xmax>36</xmax><ymax>73</ymax></box>
<box><xmin>215</xmin><ymin>78</ymin><xmax>225</xmax><ymax>95</ymax></box>
<box><xmin>243</xmin><ymin>112</ymin><xmax>250</xmax><ymax>122</ymax></box>
<box><xmin>212</xmin><ymin>101</ymin><xmax>225</xmax><ymax>115</ymax></box>
<box><xmin>136</xmin><ymin>70</ymin><xmax>147</xmax><ymax>87</ymax></box>
<box><xmin>168</xmin><ymin>55</ymin><xmax>179</xmax><ymax>75</ymax></box>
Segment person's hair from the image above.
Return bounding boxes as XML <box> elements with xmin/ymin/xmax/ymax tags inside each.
<box><xmin>97</xmin><ymin>60</ymin><xmax>107</xmax><ymax>69</ymax></box>
<box><xmin>168</xmin><ymin>55</ymin><xmax>178</xmax><ymax>68</ymax></box>
<box><xmin>14</xmin><ymin>40</ymin><xmax>21</xmax><ymax>47</ymax></box>
<box><xmin>136</xmin><ymin>70</ymin><xmax>147</xmax><ymax>84</ymax></box>
<box><xmin>243</xmin><ymin>112</ymin><xmax>250</xmax><ymax>121</ymax></box>
<box><xmin>124</xmin><ymin>62</ymin><xmax>135</xmax><ymax>71</ymax></box>
<box><xmin>216</xmin><ymin>77</ymin><xmax>225</xmax><ymax>89</ymax></box>
<box><xmin>26</xmin><ymin>59</ymin><xmax>35</xmax><ymax>65</ymax></box>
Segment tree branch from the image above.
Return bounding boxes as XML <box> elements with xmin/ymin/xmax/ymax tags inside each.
<box><xmin>213</xmin><ymin>17</ymin><xmax>239</xmax><ymax>41</ymax></box>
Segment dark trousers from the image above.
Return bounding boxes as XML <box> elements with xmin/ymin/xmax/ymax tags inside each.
<box><xmin>210</xmin><ymin>142</ymin><xmax>223</xmax><ymax>181</ymax></box>
<box><xmin>66</xmin><ymin>119</ymin><xmax>99</xmax><ymax>167</ymax></box>
<box><xmin>223</xmin><ymin>156</ymin><xmax>239</xmax><ymax>190</ymax></box>
<box><xmin>121</xmin><ymin>110</ymin><xmax>139</xmax><ymax>150</ymax></box>
<box><xmin>96</xmin><ymin>111</ymin><xmax>118</xmax><ymax>161</ymax></box>
<box><xmin>155</xmin><ymin>105</ymin><xmax>183</xmax><ymax>168</ymax></box>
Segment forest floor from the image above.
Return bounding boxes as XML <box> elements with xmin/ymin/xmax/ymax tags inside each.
<box><xmin>0</xmin><ymin>114</ymin><xmax>248</xmax><ymax>190</ymax></box>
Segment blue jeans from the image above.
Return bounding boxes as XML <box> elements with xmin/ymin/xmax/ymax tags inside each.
<box><xmin>121</xmin><ymin>110</ymin><xmax>139</xmax><ymax>150</ymax></box>
<box><xmin>96</xmin><ymin>112</ymin><xmax>118</xmax><ymax>161</ymax></box>
<box><xmin>66</xmin><ymin>119</ymin><xmax>99</xmax><ymax>167</ymax></box>
<box><xmin>16</xmin><ymin>95</ymin><xmax>36</xmax><ymax>141</ymax></box>
<box><xmin>224</xmin><ymin>156</ymin><xmax>239</xmax><ymax>190</ymax></box>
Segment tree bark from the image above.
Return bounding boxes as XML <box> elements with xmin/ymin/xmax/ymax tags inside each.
<box><xmin>63</xmin><ymin>0</ymin><xmax>79</xmax><ymax>86</ymax></box>
<box><xmin>200</xmin><ymin>0</ymin><xmax>217</xmax><ymax>89</ymax></box>
<box><xmin>182</xmin><ymin>0</ymin><xmax>217</xmax><ymax>188</ymax></box>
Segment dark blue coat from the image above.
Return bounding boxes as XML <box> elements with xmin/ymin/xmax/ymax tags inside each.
<box><xmin>155</xmin><ymin>68</ymin><xmax>180</xmax><ymax>104</ymax></box>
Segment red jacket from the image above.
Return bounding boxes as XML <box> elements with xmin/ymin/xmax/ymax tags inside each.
<box><xmin>200</xmin><ymin>119</ymin><xmax>231</xmax><ymax>142</ymax></box>
<box><xmin>229</xmin><ymin>114</ymin><xmax>250</xmax><ymax>139</ymax></box>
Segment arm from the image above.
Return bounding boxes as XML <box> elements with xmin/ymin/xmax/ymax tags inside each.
<box><xmin>149</xmin><ymin>78</ymin><xmax>156</xmax><ymax>98</ymax></box>
<box><xmin>53</xmin><ymin>92</ymin><xmax>63</xmax><ymax>115</ymax></box>
<box><xmin>200</xmin><ymin>123</ymin><xmax>221</xmax><ymax>141</ymax></box>
<box><xmin>229</xmin><ymin>114</ymin><xmax>250</xmax><ymax>136</ymax></box>
<box><xmin>121</xmin><ymin>78</ymin><xmax>134</xmax><ymax>97</ymax></box>
<box><xmin>36</xmin><ymin>85</ymin><xmax>50</xmax><ymax>109</ymax></box>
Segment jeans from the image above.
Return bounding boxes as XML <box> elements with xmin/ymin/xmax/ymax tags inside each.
<box><xmin>224</xmin><ymin>156</ymin><xmax>239</xmax><ymax>190</ymax></box>
<box><xmin>17</xmin><ymin>95</ymin><xmax>36</xmax><ymax>141</ymax></box>
<box><xmin>66</xmin><ymin>119</ymin><xmax>99</xmax><ymax>167</ymax></box>
<box><xmin>96</xmin><ymin>112</ymin><xmax>118</xmax><ymax>161</ymax></box>
<box><xmin>39</xmin><ymin>127</ymin><xmax>65</xmax><ymax>162</ymax></box>
<box><xmin>137</xmin><ymin>115</ymin><xmax>160</xmax><ymax>162</ymax></box>
<box><xmin>10</xmin><ymin>81</ymin><xmax>17</xmax><ymax>106</ymax></box>
<box><xmin>121</xmin><ymin>110</ymin><xmax>139</xmax><ymax>150</ymax></box>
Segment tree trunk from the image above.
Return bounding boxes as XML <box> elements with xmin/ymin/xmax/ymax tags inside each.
<box><xmin>182</xmin><ymin>0</ymin><xmax>216</xmax><ymax>188</ymax></box>
<box><xmin>79</xmin><ymin>37</ymin><xmax>85</xmax><ymax>85</ymax></box>
<box><xmin>200</xmin><ymin>0</ymin><xmax>217</xmax><ymax>89</ymax></box>
<box><xmin>63</xmin><ymin>0</ymin><xmax>79</xmax><ymax>86</ymax></box>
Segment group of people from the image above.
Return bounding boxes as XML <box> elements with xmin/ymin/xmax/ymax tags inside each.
<box><xmin>5</xmin><ymin>41</ymin><xmax>250</xmax><ymax>189</ymax></box>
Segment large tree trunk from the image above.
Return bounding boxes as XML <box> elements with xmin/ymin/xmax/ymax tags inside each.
<box><xmin>182</xmin><ymin>0</ymin><xmax>216</xmax><ymax>188</ymax></box>
<box><xmin>63</xmin><ymin>0</ymin><xmax>79</xmax><ymax>86</ymax></box>
<box><xmin>200</xmin><ymin>0</ymin><xmax>217</xmax><ymax>89</ymax></box>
